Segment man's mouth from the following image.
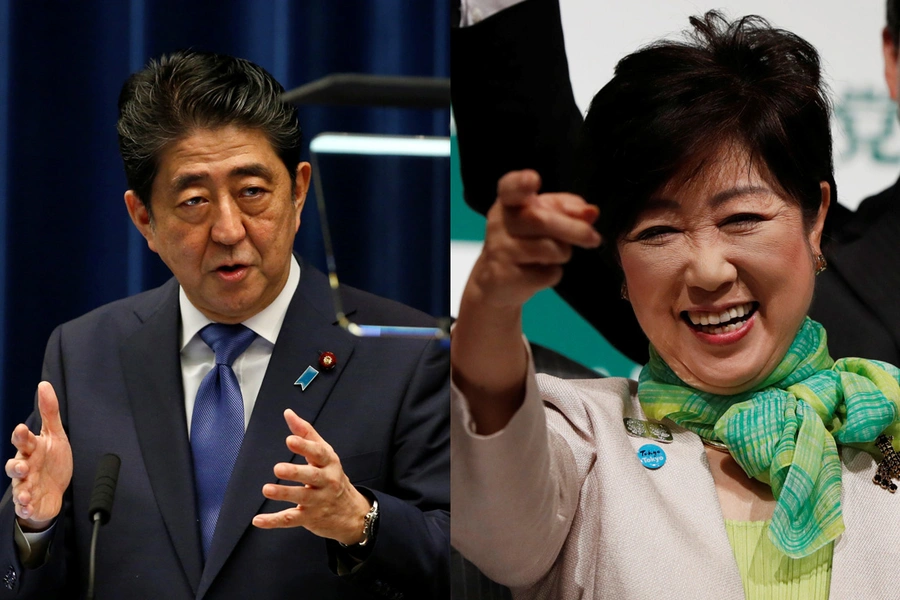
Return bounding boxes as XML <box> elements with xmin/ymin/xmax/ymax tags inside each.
<box><xmin>214</xmin><ymin>264</ymin><xmax>251</xmax><ymax>281</ymax></box>
<box><xmin>217</xmin><ymin>264</ymin><xmax>246</xmax><ymax>273</ymax></box>
<box><xmin>682</xmin><ymin>302</ymin><xmax>758</xmax><ymax>335</ymax></box>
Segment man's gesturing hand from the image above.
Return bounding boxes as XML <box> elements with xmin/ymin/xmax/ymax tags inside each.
<box><xmin>252</xmin><ymin>409</ymin><xmax>372</xmax><ymax>546</ymax></box>
<box><xmin>5</xmin><ymin>382</ymin><xmax>73</xmax><ymax>531</ymax></box>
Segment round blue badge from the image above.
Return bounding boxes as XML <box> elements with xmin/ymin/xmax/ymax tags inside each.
<box><xmin>637</xmin><ymin>444</ymin><xmax>666</xmax><ymax>470</ymax></box>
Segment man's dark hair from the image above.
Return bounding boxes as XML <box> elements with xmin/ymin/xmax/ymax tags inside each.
<box><xmin>575</xmin><ymin>11</ymin><xmax>836</xmax><ymax>259</ymax></box>
<box><xmin>888</xmin><ymin>0</ymin><xmax>900</xmax><ymax>46</ymax></box>
<box><xmin>117</xmin><ymin>50</ymin><xmax>302</xmax><ymax>210</ymax></box>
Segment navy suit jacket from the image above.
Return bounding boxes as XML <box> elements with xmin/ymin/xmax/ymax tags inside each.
<box><xmin>0</xmin><ymin>260</ymin><xmax>450</xmax><ymax>599</ymax></box>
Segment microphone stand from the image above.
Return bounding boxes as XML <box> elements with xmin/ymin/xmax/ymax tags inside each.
<box><xmin>86</xmin><ymin>453</ymin><xmax>121</xmax><ymax>600</ymax></box>
<box><xmin>87</xmin><ymin>513</ymin><xmax>103</xmax><ymax>600</ymax></box>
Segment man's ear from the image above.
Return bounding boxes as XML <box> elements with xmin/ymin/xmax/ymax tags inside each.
<box><xmin>124</xmin><ymin>190</ymin><xmax>157</xmax><ymax>253</ymax></box>
<box><xmin>808</xmin><ymin>181</ymin><xmax>831</xmax><ymax>255</ymax></box>
<box><xmin>884</xmin><ymin>27</ymin><xmax>900</xmax><ymax>101</ymax></box>
<box><xmin>292</xmin><ymin>162</ymin><xmax>312</xmax><ymax>231</ymax></box>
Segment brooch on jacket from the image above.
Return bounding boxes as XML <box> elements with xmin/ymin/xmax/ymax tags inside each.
<box><xmin>873</xmin><ymin>434</ymin><xmax>900</xmax><ymax>492</ymax></box>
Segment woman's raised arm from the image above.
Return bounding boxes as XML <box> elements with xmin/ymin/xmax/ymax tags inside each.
<box><xmin>451</xmin><ymin>169</ymin><xmax>601</xmax><ymax>434</ymax></box>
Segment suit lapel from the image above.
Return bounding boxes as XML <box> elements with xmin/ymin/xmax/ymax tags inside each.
<box><xmin>197</xmin><ymin>263</ymin><xmax>358</xmax><ymax>597</ymax></box>
<box><xmin>120</xmin><ymin>279</ymin><xmax>203</xmax><ymax>594</ymax></box>
<box><xmin>828</xmin><ymin>180</ymin><xmax>900</xmax><ymax>348</ymax></box>
<box><xmin>831</xmin><ymin>448</ymin><xmax>900</xmax><ymax>598</ymax></box>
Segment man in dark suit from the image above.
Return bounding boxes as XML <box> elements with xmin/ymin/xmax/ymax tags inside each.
<box><xmin>0</xmin><ymin>51</ymin><xmax>449</xmax><ymax>599</ymax></box>
<box><xmin>452</xmin><ymin>0</ymin><xmax>900</xmax><ymax>365</ymax></box>
<box><xmin>810</xmin><ymin>0</ymin><xmax>900</xmax><ymax>363</ymax></box>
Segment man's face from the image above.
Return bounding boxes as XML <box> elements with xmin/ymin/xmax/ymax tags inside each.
<box><xmin>125</xmin><ymin>126</ymin><xmax>311</xmax><ymax>323</ymax></box>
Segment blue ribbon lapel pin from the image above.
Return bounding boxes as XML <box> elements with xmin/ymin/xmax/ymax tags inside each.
<box><xmin>294</xmin><ymin>366</ymin><xmax>319</xmax><ymax>391</ymax></box>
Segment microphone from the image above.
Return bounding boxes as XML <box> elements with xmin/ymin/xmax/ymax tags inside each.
<box><xmin>88</xmin><ymin>454</ymin><xmax>121</xmax><ymax>524</ymax></box>
<box><xmin>86</xmin><ymin>454</ymin><xmax>121</xmax><ymax>600</ymax></box>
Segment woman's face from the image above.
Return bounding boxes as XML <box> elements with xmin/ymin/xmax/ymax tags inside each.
<box><xmin>618</xmin><ymin>145</ymin><xmax>828</xmax><ymax>395</ymax></box>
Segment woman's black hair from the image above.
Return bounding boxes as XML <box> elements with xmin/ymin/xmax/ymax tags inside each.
<box><xmin>575</xmin><ymin>11</ymin><xmax>836</xmax><ymax>258</ymax></box>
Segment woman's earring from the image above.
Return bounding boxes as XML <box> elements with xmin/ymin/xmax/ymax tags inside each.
<box><xmin>815</xmin><ymin>253</ymin><xmax>827</xmax><ymax>275</ymax></box>
<box><xmin>620</xmin><ymin>282</ymin><xmax>629</xmax><ymax>301</ymax></box>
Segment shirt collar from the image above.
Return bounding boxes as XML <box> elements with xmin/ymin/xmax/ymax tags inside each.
<box><xmin>179</xmin><ymin>255</ymin><xmax>301</xmax><ymax>350</ymax></box>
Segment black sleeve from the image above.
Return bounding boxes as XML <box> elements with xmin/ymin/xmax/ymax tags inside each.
<box><xmin>451</xmin><ymin>0</ymin><xmax>582</xmax><ymax>214</ymax></box>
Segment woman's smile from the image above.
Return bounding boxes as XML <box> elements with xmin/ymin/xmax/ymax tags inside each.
<box><xmin>683</xmin><ymin>301</ymin><xmax>758</xmax><ymax>344</ymax></box>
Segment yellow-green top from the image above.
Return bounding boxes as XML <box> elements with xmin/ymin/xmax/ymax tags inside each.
<box><xmin>725</xmin><ymin>520</ymin><xmax>832</xmax><ymax>600</ymax></box>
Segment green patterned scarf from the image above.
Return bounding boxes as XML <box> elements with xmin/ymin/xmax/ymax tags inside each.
<box><xmin>638</xmin><ymin>317</ymin><xmax>900</xmax><ymax>558</ymax></box>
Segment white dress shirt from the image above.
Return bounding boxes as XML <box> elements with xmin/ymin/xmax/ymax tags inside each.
<box><xmin>180</xmin><ymin>255</ymin><xmax>300</xmax><ymax>435</ymax></box>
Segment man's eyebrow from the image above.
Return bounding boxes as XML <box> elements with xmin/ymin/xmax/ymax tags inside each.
<box><xmin>231</xmin><ymin>163</ymin><xmax>276</xmax><ymax>181</ymax></box>
<box><xmin>172</xmin><ymin>172</ymin><xmax>207</xmax><ymax>192</ymax></box>
<box><xmin>170</xmin><ymin>163</ymin><xmax>276</xmax><ymax>192</ymax></box>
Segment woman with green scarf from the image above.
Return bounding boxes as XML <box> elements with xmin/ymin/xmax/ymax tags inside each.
<box><xmin>451</xmin><ymin>11</ymin><xmax>900</xmax><ymax>600</ymax></box>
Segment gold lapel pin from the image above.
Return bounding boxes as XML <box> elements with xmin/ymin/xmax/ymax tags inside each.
<box><xmin>318</xmin><ymin>351</ymin><xmax>337</xmax><ymax>370</ymax></box>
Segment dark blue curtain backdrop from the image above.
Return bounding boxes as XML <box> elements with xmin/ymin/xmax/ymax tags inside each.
<box><xmin>0</xmin><ymin>0</ymin><xmax>450</xmax><ymax>460</ymax></box>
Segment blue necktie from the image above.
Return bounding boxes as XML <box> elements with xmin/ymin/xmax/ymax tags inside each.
<box><xmin>190</xmin><ymin>323</ymin><xmax>257</xmax><ymax>558</ymax></box>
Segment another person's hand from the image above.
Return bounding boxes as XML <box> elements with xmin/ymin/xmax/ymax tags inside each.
<box><xmin>5</xmin><ymin>382</ymin><xmax>73</xmax><ymax>531</ymax></box>
<box><xmin>466</xmin><ymin>169</ymin><xmax>601</xmax><ymax>311</ymax></box>
<box><xmin>252</xmin><ymin>409</ymin><xmax>372</xmax><ymax>545</ymax></box>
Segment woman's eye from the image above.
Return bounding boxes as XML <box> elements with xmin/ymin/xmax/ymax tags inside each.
<box><xmin>634</xmin><ymin>226</ymin><xmax>677</xmax><ymax>242</ymax></box>
<box><xmin>721</xmin><ymin>213</ymin><xmax>764</xmax><ymax>229</ymax></box>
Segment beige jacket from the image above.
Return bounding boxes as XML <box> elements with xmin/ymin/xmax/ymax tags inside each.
<box><xmin>451</xmin><ymin>359</ymin><xmax>900</xmax><ymax>599</ymax></box>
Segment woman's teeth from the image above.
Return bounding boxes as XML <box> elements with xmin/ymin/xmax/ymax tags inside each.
<box><xmin>686</xmin><ymin>302</ymin><xmax>755</xmax><ymax>334</ymax></box>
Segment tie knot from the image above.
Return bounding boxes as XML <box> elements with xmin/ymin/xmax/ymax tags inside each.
<box><xmin>199</xmin><ymin>323</ymin><xmax>257</xmax><ymax>367</ymax></box>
